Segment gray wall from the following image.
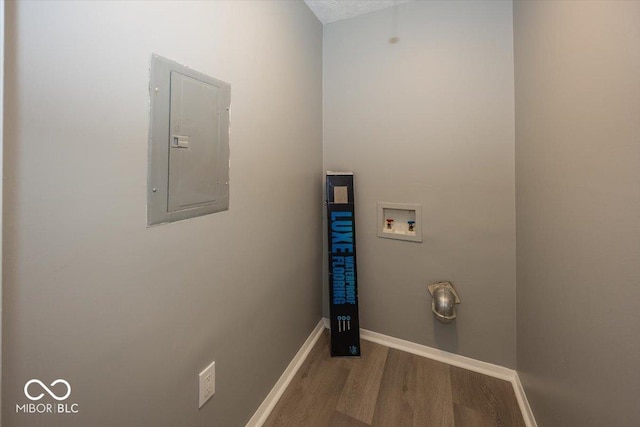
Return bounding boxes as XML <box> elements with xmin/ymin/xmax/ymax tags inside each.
<box><xmin>0</xmin><ymin>0</ymin><xmax>4</xmax><ymax>424</ymax></box>
<box><xmin>323</xmin><ymin>1</ymin><xmax>517</xmax><ymax>367</ymax></box>
<box><xmin>3</xmin><ymin>1</ymin><xmax>322</xmax><ymax>426</ymax></box>
<box><xmin>514</xmin><ymin>1</ymin><xmax>640</xmax><ymax>426</ymax></box>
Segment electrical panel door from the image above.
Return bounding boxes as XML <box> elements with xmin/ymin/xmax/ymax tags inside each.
<box><xmin>148</xmin><ymin>54</ymin><xmax>230</xmax><ymax>226</ymax></box>
<box><xmin>168</xmin><ymin>71</ymin><xmax>219</xmax><ymax>212</ymax></box>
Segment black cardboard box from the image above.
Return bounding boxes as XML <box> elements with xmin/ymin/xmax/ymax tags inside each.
<box><xmin>326</xmin><ymin>172</ymin><xmax>361</xmax><ymax>357</ymax></box>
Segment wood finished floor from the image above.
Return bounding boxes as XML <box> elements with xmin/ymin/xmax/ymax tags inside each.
<box><xmin>264</xmin><ymin>330</ymin><xmax>525</xmax><ymax>427</ymax></box>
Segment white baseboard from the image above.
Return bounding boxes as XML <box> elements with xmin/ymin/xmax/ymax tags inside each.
<box><xmin>247</xmin><ymin>318</ymin><xmax>537</xmax><ymax>427</ymax></box>
<box><xmin>513</xmin><ymin>373</ymin><xmax>538</xmax><ymax>427</ymax></box>
<box><xmin>245</xmin><ymin>319</ymin><xmax>325</xmax><ymax>427</ymax></box>
<box><xmin>322</xmin><ymin>318</ymin><xmax>537</xmax><ymax>427</ymax></box>
<box><xmin>359</xmin><ymin>327</ymin><xmax>516</xmax><ymax>382</ymax></box>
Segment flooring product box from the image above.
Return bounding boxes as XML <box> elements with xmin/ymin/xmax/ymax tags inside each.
<box><xmin>326</xmin><ymin>172</ymin><xmax>361</xmax><ymax>357</ymax></box>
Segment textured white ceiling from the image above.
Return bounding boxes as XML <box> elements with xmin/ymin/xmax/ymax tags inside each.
<box><xmin>304</xmin><ymin>0</ymin><xmax>414</xmax><ymax>24</ymax></box>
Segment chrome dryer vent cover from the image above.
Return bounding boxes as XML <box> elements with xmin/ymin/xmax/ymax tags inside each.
<box><xmin>427</xmin><ymin>281</ymin><xmax>461</xmax><ymax>323</ymax></box>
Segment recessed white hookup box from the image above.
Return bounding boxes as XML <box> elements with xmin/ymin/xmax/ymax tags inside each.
<box><xmin>377</xmin><ymin>202</ymin><xmax>422</xmax><ymax>242</ymax></box>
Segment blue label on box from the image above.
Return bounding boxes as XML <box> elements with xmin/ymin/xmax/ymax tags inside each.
<box><xmin>326</xmin><ymin>173</ymin><xmax>361</xmax><ymax>357</ymax></box>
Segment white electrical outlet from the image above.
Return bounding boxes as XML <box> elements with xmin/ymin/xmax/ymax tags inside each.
<box><xmin>198</xmin><ymin>360</ymin><xmax>215</xmax><ymax>408</ymax></box>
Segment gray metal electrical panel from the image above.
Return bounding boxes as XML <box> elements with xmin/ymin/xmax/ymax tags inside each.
<box><xmin>147</xmin><ymin>54</ymin><xmax>230</xmax><ymax>226</ymax></box>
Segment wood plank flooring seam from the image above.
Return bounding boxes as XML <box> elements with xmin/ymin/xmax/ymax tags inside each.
<box><xmin>264</xmin><ymin>330</ymin><xmax>526</xmax><ymax>427</ymax></box>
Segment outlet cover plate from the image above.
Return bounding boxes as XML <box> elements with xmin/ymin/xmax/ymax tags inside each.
<box><xmin>198</xmin><ymin>360</ymin><xmax>216</xmax><ymax>408</ymax></box>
